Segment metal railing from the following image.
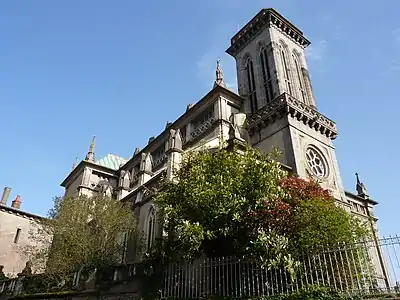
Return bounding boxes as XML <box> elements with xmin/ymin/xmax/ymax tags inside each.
<box><xmin>162</xmin><ymin>236</ymin><xmax>400</xmax><ymax>299</ymax></box>
<box><xmin>0</xmin><ymin>263</ymin><xmax>139</xmax><ymax>296</ymax></box>
<box><xmin>2</xmin><ymin>236</ymin><xmax>400</xmax><ymax>298</ymax></box>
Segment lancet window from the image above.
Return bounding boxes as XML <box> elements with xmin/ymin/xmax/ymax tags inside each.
<box><xmin>246</xmin><ymin>58</ymin><xmax>258</xmax><ymax>113</ymax></box>
<box><xmin>279</xmin><ymin>45</ymin><xmax>292</xmax><ymax>95</ymax></box>
<box><xmin>147</xmin><ymin>207</ymin><xmax>156</xmax><ymax>249</ymax></box>
<box><xmin>260</xmin><ymin>47</ymin><xmax>273</xmax><ymax>103</ymax></box>
<box><xmin>293</xmin><ymin>54</ymin><xmax>307</xmax><ymax>103</ymax></box>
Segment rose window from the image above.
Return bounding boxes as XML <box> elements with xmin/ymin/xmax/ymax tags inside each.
<box><xmin>305</xmin><ymin>146</ymin><xmax>328</xmax><ymax>178</ymax></box>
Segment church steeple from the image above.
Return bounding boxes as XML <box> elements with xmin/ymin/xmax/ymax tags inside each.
<box><xmin>214</xmin><ymin>59</ymin><xmax>227</xmax><ymax>88</ymax></box>
<box><xmin>356</xmin><ymin>173</ymin><xmax>369</xmax><ymax>199</ymax></box>
<box><xmin>224</xmin><ymin>8</ymin><xmax>343</xmax><ymax>202</ymax></box>
<box><xmin>226</xmin><ymin>8</ymin><xmax>316</xmax><ymax>113</ymax></box>
<box><xmin>85</xmin><ymin>136</ymin><xmax>96</xmax><ymax>162</ymax></box>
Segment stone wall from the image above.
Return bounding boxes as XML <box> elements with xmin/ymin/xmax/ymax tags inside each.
<box><xmin>0</xmin><ymin>209</ymin><xmax>46</xmax><ymax>277</ymax></box>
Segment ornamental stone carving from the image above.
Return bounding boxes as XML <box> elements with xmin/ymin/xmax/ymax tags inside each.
<box><xmin>122</xmin><ymin>170</ymin><xmax>130</xmax><ymax>189</ymax></box>
<box><xmin>153</xmin><ymin>154</ymin><xmax>167</xmax><ymax>169</ymax></box>
<box><xmin>246</xmin><ymin>93</ymin><xmax>337</xmax><ymax>140</ymax></box>
<box><xmin>305</xmin><ymin>146</ymin><xmax>328</xmax><ymax>178</ymax></box>
<box><xmin>190</xmin><ymin>117</ymin><xmax>215</xmax><ymax>141</ymax></box>
<box><xmin>140</xmin><ymin>153</ymin><xmax>152</xmax><ymax>173</ymax></box>
<box><xmin>229</xmin><ymin>113</ymin><xmax>249</xmax><ymax>142</ymax></box>
<box><xmin>118</xmin><ymin>170</ymin><xmax>126</xmax><ymax>188</ymax></box>
<box><xmin>167</xmin><ymin>129</ymin><xmax>183</xmax><ymax>152</ymax></box>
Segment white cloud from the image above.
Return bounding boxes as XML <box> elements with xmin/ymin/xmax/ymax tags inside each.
<box><xmin>305</xmin><ymin>39</ymin><xmax>328</xmax><ymax>62</ymax></box>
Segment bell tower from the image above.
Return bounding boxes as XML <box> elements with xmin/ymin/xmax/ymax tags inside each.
<box><xmin>226</xmin><ymin>9</ymin><xmax>346</xmax><ymax>203</ymax></box>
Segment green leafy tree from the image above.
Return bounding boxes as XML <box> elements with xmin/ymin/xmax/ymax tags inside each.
<box><xmin>290</xmin><ymin>197</ymin><xmax>368</xmax><ymax>252</ymax></box>
<box><xmin>155</xmin><ymin>147</ymin><xmax>293</xmax><ymax>268</ymax></box>
<box><xmin>22</xmin><ymin>195</ymin><xmax>138</xmax><ymax>279</ymax></box>
<box><xmin>153</xmin><ymin>147</ymin><xmax>369</xmax><ymax>272</ymax></box>
<box><xmin>273</xmin><ymin>176</ymin><xmax>369</xmax><ymax>252</ymax></box>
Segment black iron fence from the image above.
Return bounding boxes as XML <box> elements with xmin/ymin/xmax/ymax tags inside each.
<box><xmin>162</xmin><ymin>236</ymin><xmax>399</xmax><ymax>298</ymax></box>
<box><xmin>1</xmin><ymin>236</ymin><xmax>400</xmax><ymax>299</ymax></box>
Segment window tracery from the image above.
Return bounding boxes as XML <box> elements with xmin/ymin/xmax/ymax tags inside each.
<box><xmin>305</xmin><ymin>146</ymin><xmax>328</xmax><ymax>178</ymax></box>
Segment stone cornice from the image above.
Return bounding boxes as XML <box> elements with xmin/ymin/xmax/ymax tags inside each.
<box><xmin>226</xmin><ymin>8</ymin><xmax>310</xmax><ymax>57</ymax></box>
<box><xmin>0</xmin><ymin>204</ymin><xmax>45</xmax><ymax>220</ymax></box>
<box><xmin>345</xmin><ymin>190</ymin><xmax>378</xmax><ymax>206</ymax></box>
<box><xmin>246</xmin><ymin>93</ymin><xmax>338</xmax><ymax>140</ymax></box>
<box><xmin>60</xmin><ymin>160</ymin><xmax>118</xmax><ymax>187</ymax></box>
<box><xmin>120</xmin><ymin>85</ymin><xmax>244</xmax><ymax>173</ymax></box>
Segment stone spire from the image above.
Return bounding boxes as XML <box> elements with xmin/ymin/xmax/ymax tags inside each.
<box><xmin>355</xmin><ymin>173</ymin><xmax>369</xmax><ymax>198</ymax></box>
<box><xmin>133</xmin><ymin>147</ymin><xmax>140</xmax><ymax>156</ymax></box>
<box><xmin>214</xmin><ymin>59</ymin><xmax>227</xmax><ymax>88</ymax></box>
<box><xmin>85</xmin><ymin>136</ymin><xmax>96</xmax><ymax>162</ymax></box>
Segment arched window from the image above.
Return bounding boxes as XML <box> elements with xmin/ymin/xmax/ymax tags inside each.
<box><xmin>293</xmin><ymin>54</ymin><xmax>307</xmax><ymax>103</ymax></box>
<box><xmin>260</xmin><ymin>48</ymin><xmax>273</xmax><ymax>103</ymax></box>
<box><xmin>245</xmin><ymin>58</ymin><xmax>258</xmax><ymax>113</ymax></box>
<box><xmin>279</xmin><ymin>45</ymin><xmax>292</xmax><ymax>95</ymax></box>
<box><xmin>147</xmin><ymin>207</ymin><xmax>156</xmax><ymax>249</ymax></box>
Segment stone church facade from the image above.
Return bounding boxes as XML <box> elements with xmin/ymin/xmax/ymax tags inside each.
<box><xmin>60</xmin><ymin>8</ymin><xmax>385</xmax><ymax>281</ymax></box>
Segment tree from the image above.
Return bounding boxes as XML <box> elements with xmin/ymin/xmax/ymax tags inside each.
<box><xmin>275</xmin><ymin>176</ymin><xmax>368</xmax><ymax>253</ymax></box>
<box><xmin>22</xmin><ymin>195</ymin><xmax>138</xmax><ymax>279</ymax></box>
<box><xmin>153</xmin><ymin>147</ymin><xmax>369</xmax><ymax>272</ymax></box>
<box><xmin>155</xmin><ymin>147</ymin><xmax>289</xmax><ymax>268</ymax></box>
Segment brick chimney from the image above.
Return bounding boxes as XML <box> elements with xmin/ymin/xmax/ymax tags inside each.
<box><xmin>0</xmin><ymin>187</ymin><xmax>11</xmax><ymax>205</ymax></box>
<box><xmin>11</xmin><ymin>195</ymin><xmax>21</xmax><ymax>209</ymax></box>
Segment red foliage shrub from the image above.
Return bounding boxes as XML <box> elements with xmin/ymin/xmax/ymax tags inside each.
<box><xmin>246</xmin><ymin>176</ymin><xmax>333</xmax><ymax>235</ymax></box>
<box><xmin>247</xmin><ymin>199</ymin><xmax>293</xmax><ymax>232</ymax></box>
<box><xmin>279</xmin><ymin>176</ymin><xmax>333</xmax><ymax>204</ymax></box>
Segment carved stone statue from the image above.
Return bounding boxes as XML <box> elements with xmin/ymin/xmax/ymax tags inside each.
<box><xmin>356</xmin><ymin>173</ymin><xmax>369</xmax><ymax>198</ymax></box>
<box><xmin>214</xmin><ymin>59</ymin><xmax>227</xmax><ymax>88</ymax></box>
<box><xmin>17</xmin><ymin>261</ymin><xmax>32</xmax><ymax>277</ymax></box>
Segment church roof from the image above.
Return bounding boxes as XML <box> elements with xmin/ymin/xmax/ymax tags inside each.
<box><xmin>96</xmin><ymin>154</ymin><xmax>128</xmax><ymax>170</ymax></box>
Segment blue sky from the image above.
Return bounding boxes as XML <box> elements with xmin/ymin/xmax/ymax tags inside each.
<box><xmin>1</xmin><ymin>1</ymin><xmax>399</xmax><ymax>237</ymax></box>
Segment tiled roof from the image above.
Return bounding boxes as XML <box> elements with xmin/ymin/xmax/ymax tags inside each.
<box><xmin>96</xmin><ymin>154</ymin><xmax>128</xmax><ymax>170</ymax></box>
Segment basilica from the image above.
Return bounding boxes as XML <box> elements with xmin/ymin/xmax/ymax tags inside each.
<box><xmin>60</xmin><ymin>8</ymin><xmax>382</xmax><ymax>273</ymax></box>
